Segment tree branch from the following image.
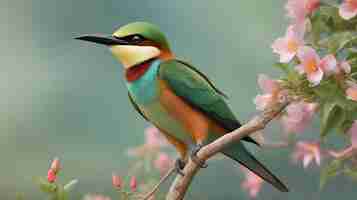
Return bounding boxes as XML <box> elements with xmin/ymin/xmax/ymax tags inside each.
<box><xmin>165</xmin><ymin>102</ymin><xmax>289</xmax><ymax>200</ymax></box>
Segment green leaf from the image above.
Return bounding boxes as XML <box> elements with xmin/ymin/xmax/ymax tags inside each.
<box><xmin>344</xmin><ymin>167</ymin><xmax>357</xmax><ymax>180</ymax></box>
<box><xmin>63</xmin><ymin>179</ymin><xmax>78</xmax><ymax>193</ymax></box>
<box><xmin>274</xmin><ymin>62</ymin><xmax>290</xmax><ymax>75</ymax></box>
<box><xmin>318</xmin><ymin>32</ymin><xmax>357</xmax><ymax>54</ymax></box>
<box><xmin>320</xmin><ymin>102</ymin><xmax>346</xmax><ymax>137</ymax></box>
<box><xmin>320</xmin><ymin>159</ymin><xmax>343</xmax><ymax>189</ymax></box>
<box><xmin>34</xmin><ymin>177</ymin><xmax>57</xmax><ymax>194</ymax></box>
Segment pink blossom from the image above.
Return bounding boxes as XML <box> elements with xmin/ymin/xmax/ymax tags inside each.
<box><xmin>281</xmin><ymin>102</ymin><xmax>317</xmax><ymax>133</ymax></box>
<box><xmin>254</xmin><ymin>74</ymin><xmax>286</xmax><ymax>110</ymax></box>
<box><xmin>339</xmin><ymin>0</ymin><xmax>357</xmax><ymax>20</ymax></box>
<box><xmin>240</xmin><ymin>166</ymin><xmax>263</xmax><ymax>198</ymax></box>
<box><xmin>349</xmin><ymin>121</ymin><xmax>357</xmax><ymax>149</ymax></box>
<box><xmin>346</xmin><ymin>81</ymin><xmax>357</xmax><ymax>101</ymax></box>
<box><xmin>286</xmin><ymin>0</ymin><xmax>320</xmax><ymax>25</ymax></box>
<box><xmin>47</xmin><ymin>169</ymin><xmax>56</xmax><ymax>183</ymax></box>
<box><xmin>50</xmin><ymin>157</ymin><xmax>61</xmax><ymax>174</ymax></box>
<box><xmin>272</xmin><ymin>25</ymin><xmax>304</xmax><ymax>63</ymax></box>
<box><xmin>295</xmin><ymin>47</ymin><xmax>337</xmax><ymax>85</ymax></box>
<box><xmin>292</xmin><ymin>141</ymin><xmax>321</xmax><ymax>168</ymax></box>
<box><xmin>112</xmin><ymin>173</ymin><xmax>123</xmax><ymax>190</ymax></box>
<box><xmin>154</xmin><ymin>152</ymin><xmax>173</xmax><ymax>175</ymax></box>
<box><xmin>145</xmin><ymin>126</ymin><xmax>168</xmax><ymax>148</ymax></box>
<box><xmin>127</xmin><ymin>127</ymin><xmax>168</xmax><ymax>157</ymax></box>
<box><xmin>319</xmin><ymin>54</ymin><xmax>338</xmax><ymax>75</ymax></box>
<box><xmin>130</xmin><ymin>176</ymin><xmax>137</xmax><ymax>192</ymax></box>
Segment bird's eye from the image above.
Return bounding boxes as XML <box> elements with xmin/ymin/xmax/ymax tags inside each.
<box><xmin>130</xmin><ymin>35</ymin><xmax>144</xmax><ymax>42</ymax></box>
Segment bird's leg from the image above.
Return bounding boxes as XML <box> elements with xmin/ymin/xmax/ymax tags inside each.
<box><xmin>190</xmin><ymin>143</ymin><xmax>208</xmax><ymax>168</ymax></box>
<box><xmin>174</xmin><ymin>158</ymin><xmax>186</xmax><ymax>176</ymax></box>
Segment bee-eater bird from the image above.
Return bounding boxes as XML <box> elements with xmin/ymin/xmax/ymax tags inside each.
<box><xmin>75</xmin><ymin>22</ymin><xmax>288</xmax><ymax>192</ymax></box>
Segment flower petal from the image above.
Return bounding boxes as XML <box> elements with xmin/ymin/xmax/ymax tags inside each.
<box><xmin>297</xmin><ymin>46</ymin><xmax>320</xmax><ymax>63</ymax></box>
<box><xmin>307</xmin><ymin>68</ymin><xmax>323</xmax><ymax>86</ymax></box>
<box><xmin>320</xmin><ymin>54</ymin><xmax>337</xmax><ymax>74</ymax></box>
<box><xmin>339</xmin><ymin>2</ymin><xmax>357</xmax><ymax>20</ymax></box>
<box><xmin>254</xmin><ymin>94</ymin><xmax>273</xmax><ymax>111</ymax></box>
<box><xmin>303</xmin><ymin>154</ymin><xmax>313</xmax><ymax>168</ymax></box>
<box><xmin>257</xmin><ymin>74</ymin><xmax>279</xmax><ymax>93</ymax></box>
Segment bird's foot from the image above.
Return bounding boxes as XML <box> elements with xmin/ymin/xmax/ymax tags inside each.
<box><xmin>190</xmin><ymin>144</ymin><xmax>208</xmax><ymax>168</ymax></box>
<box><xmin>175</xmin><ymin>158</ymin><xmax>186</xmax><ymax>176</ymax></box>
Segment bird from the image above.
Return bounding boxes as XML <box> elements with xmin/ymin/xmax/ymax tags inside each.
<box><xmin>75</xmin><ymin>21</ymin><xmax>288</xmax><ymax>192</ymax></box>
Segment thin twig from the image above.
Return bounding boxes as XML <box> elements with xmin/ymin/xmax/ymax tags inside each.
<box><xmin>166</xmin><ymin>102</ymin><xmax>289</xmax><ymax>200</ymax></box>
<box><xmin>142</xmin><ymin>166</ymin><xmax>176</xmax><ymax>200</ymax></box>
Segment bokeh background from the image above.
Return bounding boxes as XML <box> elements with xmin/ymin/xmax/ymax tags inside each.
<box><xmin>5</xmin><ymin>0</ymin><xmax>355</xmax><ymax>199</ymax></box>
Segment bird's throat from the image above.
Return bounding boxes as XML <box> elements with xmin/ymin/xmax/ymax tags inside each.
<box><xmin>125</xmin><ymin>59</ymin><xmax>154</xmax><ymax>82</ymax></box>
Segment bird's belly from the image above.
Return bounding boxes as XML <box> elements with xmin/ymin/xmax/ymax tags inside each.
<box><xmin>142</xmin><ymin>101</ymin><xmax>195</xmax><ymax>144</ymax></box>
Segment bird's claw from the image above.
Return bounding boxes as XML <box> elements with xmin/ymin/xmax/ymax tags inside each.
<box><xmin>175</xmin><ymin>158</ymin><xmax>186</xmax><ymax>176</ymax></box>
<box><xmin>190</xmin><ymin>144</ymin><xmax>208</xmax><ymax>168</ymax></box>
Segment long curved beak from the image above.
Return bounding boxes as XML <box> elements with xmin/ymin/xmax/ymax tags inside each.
<box><xmin>74</xmin><ymin>34</ymin><xmax>129</xmax><ymax>46</ymax></box>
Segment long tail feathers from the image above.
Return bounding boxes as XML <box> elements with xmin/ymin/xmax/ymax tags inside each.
<box><xmin>222</xmin><ymin>142</ymin><xmax>289</xmax><ymax>192</ymax></box>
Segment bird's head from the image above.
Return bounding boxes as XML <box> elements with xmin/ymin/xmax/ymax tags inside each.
<box><xmin>76</xmin><ymin>22</ymin><xmax>173</xmax><ymax>69</ymax></box>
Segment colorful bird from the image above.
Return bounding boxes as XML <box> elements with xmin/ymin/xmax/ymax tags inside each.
<box><xmin>75</xmin><ymin>22</ymin><xmax>288</xmax><ymax>192</ymax></box>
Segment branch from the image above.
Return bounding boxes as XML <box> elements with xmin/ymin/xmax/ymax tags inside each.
<box><xmin>142</xmin><ymin>166</ymin><xmax>176</xmax><ymax>200</ymax></box>
<box><xmin>166</xmin><ymin>102</ymin><xmax>289</xmax><ymax>200</ymax></box>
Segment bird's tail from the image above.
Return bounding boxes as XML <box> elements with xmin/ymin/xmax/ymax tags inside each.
<box><xmin>221</xmin><ymin>142</ymin><xmax>289</xmax><ymax>192</ymax></box>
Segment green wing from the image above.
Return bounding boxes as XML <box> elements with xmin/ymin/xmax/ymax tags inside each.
<box><xmin>158</xmin><ymin>59</ymin><xmax>257</xmax><ymax>145</ymax></box>
<box><xmin>128</xmin><ymin>92</ymin><xmax>149</xmax><ymax>121</ymax></box>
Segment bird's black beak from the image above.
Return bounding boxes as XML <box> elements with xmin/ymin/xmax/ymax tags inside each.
<box><xmin>74</xmin><ymin>34</ymin><xmax>129</xmax><ymax>46</ymax></box>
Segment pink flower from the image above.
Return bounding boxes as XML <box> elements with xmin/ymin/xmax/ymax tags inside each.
<box><xmin>240</xmin><ymin>166</ymin><xmax>263</xmax><ymax>198</ymax></box>
<box><xmin>47</xmin><ymin>169</ymin><xmax>56</xmax><ymax>183</ymax></box>
<box><xmin>127</xmin><ymin>126</ymin><xmax>168</xmax><ymax>157</ymax></box>
<box><xmin>305</xmin><ymin>0</ymin><xmax>320</xmax><ymax>13</ymax></box>
<box><xmin>339</xmin><ymin>0</ymin><xmax>357</xmax><ymax>20</ymax></box>
<box><xmin>50</xmin><ymin>157</ymin><xmax>61</xmax><ymax>174</ymax></box>
<box><xmin>112</xmin><ymin>173</ymin><xmax>123</xmax><ymax>190</ymax></box>
<box><xmin>254</xmin><ymin>74</ymin><xmax>286</xmax><ymax>110</ymax></box>
<box><xmin>145</xmin><ymin>126</ymin><xmax>168</xmax><ymax>148</ymax></box>
<box><xmin>272</xmin><ymin>25</ymin><xmax>304</xmax><ymax>63</ymax></box>
<box><xmin>295</xmin><ymin>47</ymin><xmax>337</xmax><ymax>85</ymax></box>
<box><xmin>281</xmin><ymin>102</ymin><xmax>317</xmax><ymax>133</ymax></box>
<box><xmin>348</xmin><ymin>121</ymin><xmax>357</xmax><ymax>149</ymax></box>
<box><xmin>346</xmin><ymin>81</ymin><xmax>357</xmax><ymax>101</ymax></box>
<box><xmin>130</xmin><ymin>176</ymin><xmax>137</xmax><ymax>192</ymax></box>
<box><xmin>286</xmin><ymin>0</ymin><xmax>320</xmax><ymax>24</ymax></box>
<box><xmin>292</xmin><ymin>141</ymin><xmax>321</xmax><ymax>168</ymax></box>
<box><xmin>154</xmin><ymin>152</ymin><xmax>174</xmax><ymax>175</ymax></box>
<box><xmin>319</xmin><ymin>54</ymin><xmax>338</xmax><ymax>75</ymax></box>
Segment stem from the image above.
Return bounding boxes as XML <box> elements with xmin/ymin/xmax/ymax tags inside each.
<box><xmin>165</xmin><ymin>102</ymin><xmax>289</xmax><ymax>200</ymax></box>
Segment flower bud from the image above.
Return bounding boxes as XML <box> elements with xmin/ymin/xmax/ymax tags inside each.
<box><xmin>129</xmin><ymin>176</ymin><xmax>137</xmax><ymax>192</ymax></box>
<box><xmin>112</xmin><ymin>173</ymin><xmax>123</xmax><ymax>190</ymax></box>
<box><xmin>50</xmin><ymin>157</ymin><xmax>61</xmax><ymax>174</ymax></box>
<box><xmin>47</xmin><ymin>169</ymin><xmax>56</xmax><ymax>183</ymax></box>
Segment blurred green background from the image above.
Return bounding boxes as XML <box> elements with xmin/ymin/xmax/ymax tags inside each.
<box><xmin>5</xmin><ymin>0</ymin><xmax>355</xmax><ymax>199</ymax></box>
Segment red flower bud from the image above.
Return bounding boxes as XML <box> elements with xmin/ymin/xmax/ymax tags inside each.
<box><xmin>112</xmin><ymin>173</ymin><xmax>123</xmax><ymax>190</ymax></box>
<box><xmin>50</xmin><ymin>157</ymin><xmax>61</xmax><ymax>174</ymax></box>
<box><xmin>47</xmin><ymin>169</ymin><xmax>56</xmax><ymax>183</ymax></box>
<box><xmin>129</xmin><ymin>176</ymin><xmax>137</xmax><ymax>192</ymax></box>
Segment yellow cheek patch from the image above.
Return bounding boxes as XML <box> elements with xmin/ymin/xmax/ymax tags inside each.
<box><xmin>110</xmin><ymin>45</ymin><xmax>161</xmax><ymax>69</ymax></box>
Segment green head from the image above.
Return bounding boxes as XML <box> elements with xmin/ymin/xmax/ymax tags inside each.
<box><xmin>75</xmin><ymin>22</ymin><xmax>173</xmax><ymax>69</ymax></box>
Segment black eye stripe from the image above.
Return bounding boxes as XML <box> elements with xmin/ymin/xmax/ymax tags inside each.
<box><xmin>114</xmin><ymin>34</ymin><xmax>145</xmax><ymax>43</ymax></box>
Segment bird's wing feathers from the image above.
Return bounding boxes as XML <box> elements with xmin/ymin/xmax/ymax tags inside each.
<box><xmin>158</xmin><ymin>59</ymin><xmax>257</xmax><ymax>145</ymax></box>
